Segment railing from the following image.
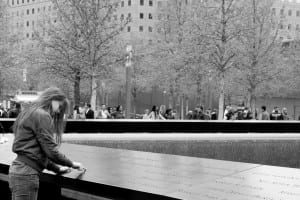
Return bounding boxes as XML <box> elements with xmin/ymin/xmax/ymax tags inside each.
<box><xmin>1</xmin><ymin>119</ymin><xmax>300</xmax><ymax>133</ymax></box>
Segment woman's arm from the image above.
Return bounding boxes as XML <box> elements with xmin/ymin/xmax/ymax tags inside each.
<box><xmin>35</xmin><ymin>112</ymin><xmax>74</xmax><ymax>168</ymax></box>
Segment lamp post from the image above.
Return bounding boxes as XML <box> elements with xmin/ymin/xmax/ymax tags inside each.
<box><xmin>208</xmin><ymin>70</ymin><xmax>212</xmax><ymax>109</ymax></box>
<box><xmin>125</xmin><ymin>45</ymin><xmax>133</xmax><ymax>119</ymax></box>
<box><xmin>163</xmin><ymin>90</ymin><xmax>167</xmax><ymax>107</ymax></box>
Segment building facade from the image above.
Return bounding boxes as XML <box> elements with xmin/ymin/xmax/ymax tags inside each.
<box><xmin>5</xmin><ymin>0</ymin><xmax>168</xmax><ymax>46</ymax></box>
<box><xmin>272</xmin><ymin>0</ymin><xmax>300</xmax><ymax>41</ymax></box>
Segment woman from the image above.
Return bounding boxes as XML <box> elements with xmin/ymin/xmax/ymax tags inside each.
<box><xmin>9</xmin><ymin>87</ymin><xmax>83</xmax><ymax>200</ymax></box>
<box><xmin>111</xmin><ymin>105</ymin><xmax>125</xmax><ymax>119</ymax></box>
<box><xmin>149</xmin><ymin>105</ymin><xmax>165</xmax><ymax>120</ymax></box>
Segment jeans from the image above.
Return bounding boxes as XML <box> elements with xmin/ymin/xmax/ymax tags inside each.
<box><xmin>9</xmin><ymin>160</ymin><xmax>39</xmax><ymax>200</ymax></box>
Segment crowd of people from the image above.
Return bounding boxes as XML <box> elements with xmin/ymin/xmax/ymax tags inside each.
<box><xmin>0</xmin><ymin>101</ymin><xmax>297</xmax><ymax>121</ymax></box>
<box><xmin>222</xmin><ymin>105</ymin><xmax>293</xmax><ymax>120</ymax></box>
<box><xmin>72</xmin><ymin>103</ymin><xmax>126</xmax><ymax>119</ymax></box>
<box><xmin>0</xmin><ymin>102</ymin><xmax>22</xmax><ymax>118</ymax></box>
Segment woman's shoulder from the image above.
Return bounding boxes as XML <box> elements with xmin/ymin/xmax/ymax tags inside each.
<box><xmin>32</xmin><ymin>108</ymin><xmax>51</xmax><ymax>120</ymax></box>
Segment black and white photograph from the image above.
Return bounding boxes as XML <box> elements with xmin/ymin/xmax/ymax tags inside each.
<box><xmin>1</xmin><ymin>0</ymin><xmax>300</xmax><ymax>199</ymax></box>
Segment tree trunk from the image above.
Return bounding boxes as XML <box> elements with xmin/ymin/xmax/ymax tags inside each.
<box><xmin>196</xmin><ymin>79</ymin><xmax>203</xmax><ymax>106</ymax></box>
<box><xmin>218</xmin><ymin>73</ymin><xmax>225</xmax><ymax>120</ymax></box>
<box><xmin>90</xmin><ymin>74</ymin><xmax>97</xmax><ymax>111</ymax></box>
<box><xmin>185</xmin><ymin>97</ymin><xmax>189</xmax><ymax>114</ymax></box>
<box><xmin>180</xmin><ymin>95</ymin><xmax>184</xmax><ymax>120</ymax></box>
<box><xmin>132</xmin><ymin>89</ymin><xmax>137</xmax><ymax>118</ymax></box>
<box><xmin>247</xmin><ymin>88</ymin><xmax>256</xmax><ymax>119</ymax></box>
<box><xmin>73</xmin><ymin>72</ymin><xmax>80</xmax><ymax>106</ymax></box>
<box><xmin>133</xmin><ymin>97</ymin><xmax>136</xmax><ymax>118</ymax></box>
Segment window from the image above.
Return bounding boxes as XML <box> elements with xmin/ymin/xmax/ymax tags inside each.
<box><xmin>149</xmin><ymin>13</ymin><xmax>153</xmax><ymax>19</ymax></box>
<box><xmin>296</xmin><ymin>24</ymin><xmax>300</xmax><ymax>30</ymax></box>
<box><xmin>22</xmin><ymin>0</ymin><xmax>24</xmax><ymax>3</ymax></box>
<box><xmin>279</xmin><ymin>24</ymin><xmax>284</xmax><ymax>29</ymax></box>
<box><xmin>280</xmin><ymin>9</ymin><xmax>284</xmax><ymax>15</ymax></box>
<box><xmin>272</xmin><ymin>8</ymin><xmax>276</xmax><ymax>15</ymax></box>
<box><xmin>38</xmin><ymin>8</ymin><xmax>40</xmax><ymax>12</ymax></box>
<box><xmin>121</xmin><ymin>14</ymin><xmax>124</xmax><ymax>20</ymax></box>
<box><xmin>128</xmin><ymin>0</ymin><xmax>131</xmax><ymax>6</ymax></box>
<box><xmin>288</xmin><ymin>24</ymin><xmax>291</xmax><ymax>30</ymax></box>
<box><xmin>140</xmin><ymin>0</ymin><xmax>144</xmax><ymax>6</ymax></box>
<box><xmin>32</xmin><ymin>21</ymin><xmax>34</xmax><ymax>27</ymax></box>
<box><xmin>128</xmin><ymin>13</ymin><xmax>131</xmax><ymax>19</ymax></box>
<box><xmin>12</xmin><ymin>0</ymin><xmax>14</xmax><ymax>5</ymax></box>
<box><xmin>127</xmin><ymin>26</ymin><xmax>131</xmax><ymax>32</ymax></box>
<box><xmin>288</xmin><ymin>10</ymin><xmax>292</xmax><ymax>16</ymax></box>
<box><xmin>26</xmin><ymin>33</ymin><xmax>29</xmax><ymax>38</ymax></box>
<box><xmin>49</xmin><ymin>6</ymin><xmax>51</xmax><ymax>12</ymax></box>
<box><xmin>140</xmin><ymin>13</ymin><xmax>144</xmax><ymax>19</ymax></box>
<box><xmin>139</xmin><ymin>26</ymin><xmax>143</xmax><ymax>32</ymax></box>
<box><xmin>17</xmin><ymin>0</ymin><xmax>19</xmax><ymax>4</ymax></box>
<box><xmin>148</xmin><ymin>26</ymin><xmax>153</xmax><ymax>32</ymax></box>
<box><xmin>26</xmin><ymin>21</ymin><xmax>29</xmax><ymax>26</ymax></box>
<box><xmin>27</xmin><ymin>9</ymin><xmax>29</xmax><ymax>15</ymax></box>
<box><xmin>149</xmin><ymin>0</ymin><xmax>153</xmax><ymax>6</ymax></box>
<box><xmin>297</xmin><ymin>11</ymin><xmax>300</xmax><ymax>17</ymax></box>
<box><xmin>158</xmin><ymin>1</ymin><xmax>163</xmax><ymax>7</ymax></box>
<box><xmin>121</xmin><ymin>1</ymin><xmax>124</xmax><ymax>7</ymax></box>
<box><xmin>32</xmin><ymin>8</ymin><xmax>34</xmax><ymax>14</ymax></box>
<box><xmin>158</xmin><ymin>14</ymin><xmax>162</xmax><ymax>20</ymax></box>
<box><xmin>27</xmin><ymin>0</ymin><xmax>29</xmax><ymax>2</ymax></box>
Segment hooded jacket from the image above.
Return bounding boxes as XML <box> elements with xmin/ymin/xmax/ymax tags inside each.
<box><xmin>12</xmin><ymin>108</ymin><xmax>73</xmax><ymax>173</ymax></box>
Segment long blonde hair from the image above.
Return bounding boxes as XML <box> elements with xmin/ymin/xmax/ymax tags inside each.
<box><xmin>14</xmin><ymin>87</ymin><xmax>69</xmax><ymax>144</ymax></box>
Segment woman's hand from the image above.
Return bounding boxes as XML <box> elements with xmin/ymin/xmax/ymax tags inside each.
<box><xmin>72</xmin><ymin>161</ymin><xmax>83</xmax><ymax>170</ymax></box>
<box><xmin>58</xmin><ymin>166</ymin><xmax>71</xmax><ymax>174</ymax></box>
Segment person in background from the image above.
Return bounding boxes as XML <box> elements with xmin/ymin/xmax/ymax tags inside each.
<box><xmin>111</xmin><ymin>105</ymin><xmax>125</xmax><ymax>119</ymax></box>
<box><xmin>158</xmin><ymin>105</ymin><xmax>166</xmax><ymax>120</ymax></box>
<box><xmin>210</xmin><ymin>109</ymin><xmax>218</xmax><ymax>120</ymax></box>
<box><xmin>142</xmin><ymin>109</ymin><xmax>150</xmax><ymax>119</ymax></box>
<box><xmin>8</xmin><ymin>87</ymin><xmax>83</xmax><ymax>200</ymax></box>
<box><xmin>8</xmin><ymin>102</ymin><xmax>21</xmax><ymax>118</ymax></box>
<box><xmin>270</xmin><ymin>106</ymin><xmax>283</xmax><ymax>120</ymax></box>
<box><xmin>96</xmin><ymin>104</ymin><xmax>110</xmax><ymax>119</ymax></box>
<box><xmin>85</xmin><ymin>104</ymin><xmax>94</xmax><ymax>119</ymax></box>
<box><xmin>186</xmin><ymin>110</ymin><xmax>193</xmax><ymax>120</ymax></box>
<box><xmin>164</xmin><ymin>108</ymin><xmax>175</xmax><ymax>119</ymax></box>
<box><xmin>223</xmin><ymin>105</ymin><xmax>231</xmax><ymax>120</ymax></box>
<box><xmin>107</xmin><ymin>107</ymin><xmax>113</xmax><ymax>119</ymax></box>
<box><xmin>282</xmin><ymin>107</ymin><xmax>290</xmax><ymax>120</ymax></box>
<box><xmin>258</xmin><ymin>106</ymin><xmax>270</xmax><ymax>120</ymax></box>
<box><xmin>149</xmin><ymin>105</ymin><xmax>159</xmax><ymax>120</ymax></box>
<box><xmin>0</xmin><ymin>104</ymin><xmax>8</xmax><ymax>118</ymax></box>
<box><xmin>72</xmin><ymin>105</ymin><xmax>80</xmax><ymax>119</ymax></box>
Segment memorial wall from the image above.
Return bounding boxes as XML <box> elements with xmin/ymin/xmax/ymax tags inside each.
<box><xmin>1</xmin><ymin>135</ymin><xmax>300</xmax><ymax>200</ymax></box>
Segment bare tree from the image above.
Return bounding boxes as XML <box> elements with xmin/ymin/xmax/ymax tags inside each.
<box><xmin>235</xmin><ymin>0</ymin><xmax>283</xmax><ymax>115</ymax></box>
<box><xmin>35</xmin><ymin>0</ymin><xmax>128</xmax><ymax>109</ymax></box>
<box><xmin>201</xmin><ymin>0</ymin><xmax>245</xmax><ymax>119</ymax></box>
